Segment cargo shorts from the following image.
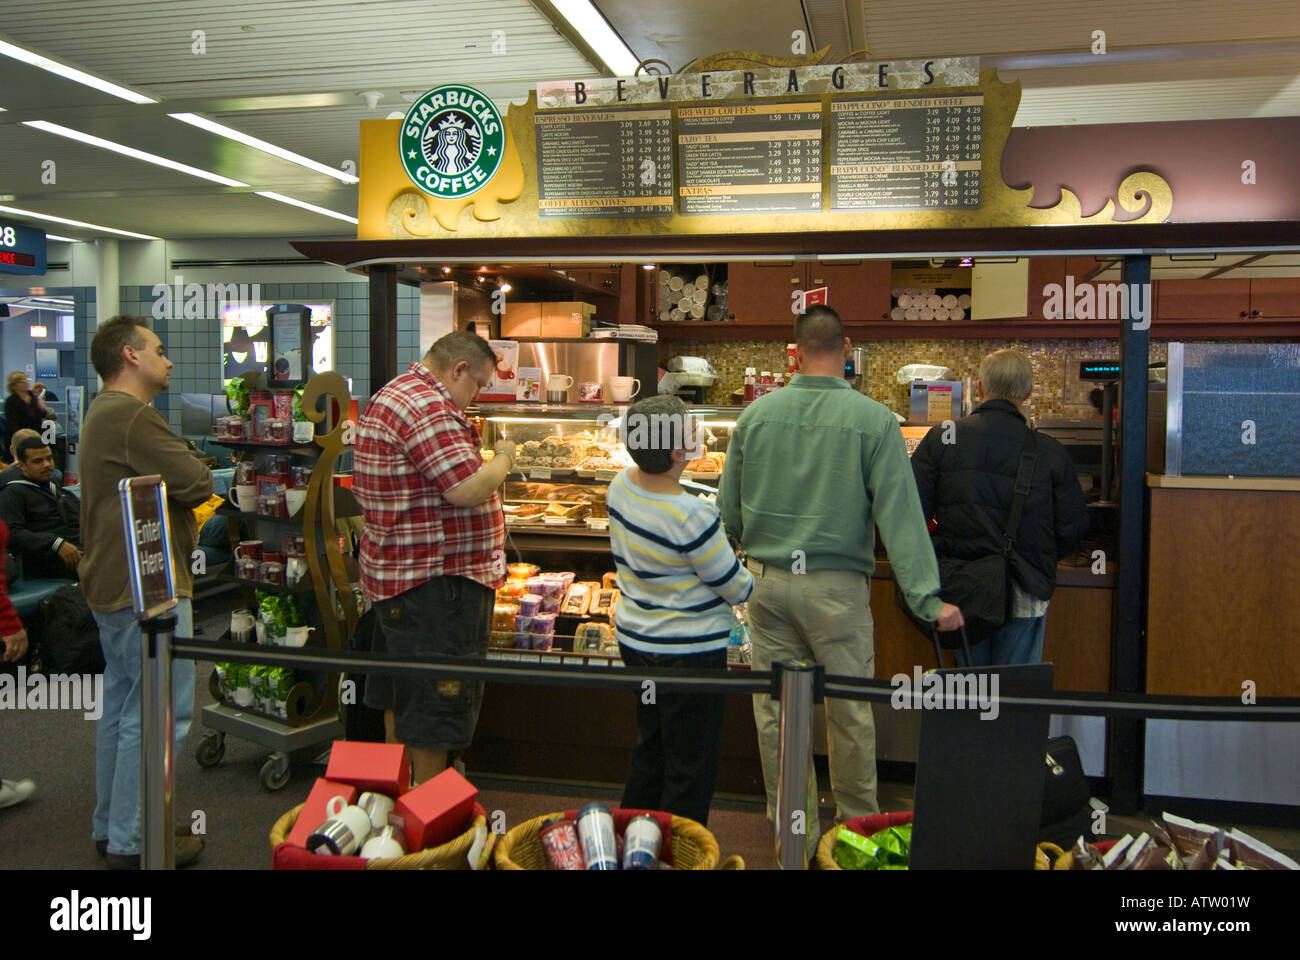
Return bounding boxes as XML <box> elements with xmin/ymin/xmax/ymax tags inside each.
<box><xmin>363</xmin><ymin>575</ymin><xmax>494</xmax><ymax>752</ymax></box>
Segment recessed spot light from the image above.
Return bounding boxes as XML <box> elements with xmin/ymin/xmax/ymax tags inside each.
<box><xmin>642</xmin><ymin>264</ymin><xmax>654</xmax><ymax>270</ymax></box>
<box><xmin>442</xmin><ymin>266</ymin><xmax>452</xmax><ymax>274</ymax></box>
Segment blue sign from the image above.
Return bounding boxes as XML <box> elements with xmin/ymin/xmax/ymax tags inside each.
<box><xmin>0</xmin><ymin>221</ymin><xmax>47</xmax><ymax>275</ymax></box>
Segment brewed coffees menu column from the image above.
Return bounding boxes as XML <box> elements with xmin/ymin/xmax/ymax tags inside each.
<box><xmin>830</xmin><ymin>94</ymin><xmax>983</xmax><ymax>211</ymax></box>
<box><xmin>535</xmin><ymin>108</ymin><xmax>673</xmax><ymax>219</ymax></box>
<box><xmin>676</xmin><ymin>102</ymin><xmax>823</xmax><ymax>215</ymax></box>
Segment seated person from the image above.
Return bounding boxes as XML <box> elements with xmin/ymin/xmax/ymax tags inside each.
<box><xmin>0</xmin><ymin>429</ymin><xmax>42</xmax><ymax>487</ymax></box>
<box><xmin>0</xmin><ymin>436</ymin><xmax>82</xmax><ymax>580</ymax></box>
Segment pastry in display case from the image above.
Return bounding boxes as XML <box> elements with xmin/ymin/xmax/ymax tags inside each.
<box><xmin>474</xmin><ymin>403</ymin><xmax>738</xmax><ymax>534</ymax></box>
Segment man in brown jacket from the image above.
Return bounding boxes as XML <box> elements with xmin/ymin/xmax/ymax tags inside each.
<box><xmin>79</xmin><ymin>315</ymin><xmax>212</xmax><ymax>869</ymax></box>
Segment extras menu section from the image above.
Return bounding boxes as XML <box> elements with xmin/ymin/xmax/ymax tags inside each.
<box><xmin>675</xmin><ymin>102</ymin><xmax>823</xmax><ymax>216</ymax></box>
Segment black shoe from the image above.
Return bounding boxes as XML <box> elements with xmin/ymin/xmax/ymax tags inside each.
<box><xmin>105</xmin><ymin>835</ymin><xmax>204</xmax><ymax>870</ymax></box>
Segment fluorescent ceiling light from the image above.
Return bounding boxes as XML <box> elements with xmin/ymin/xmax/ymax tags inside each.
<box><xmin>24</xmin><ymin>120</ymin><xmax>247</xmax><ymax>187</ymax></box>
<box><xmin>45</xmin><ymin>234</ymin><xmax>79</xmax><ymax>242</ymax></box>
<box><xmin>550</xmin><ymin>0</ymin><xmax>640</xmax><ymax>75</ymax></box>
<box><xmin>168</xmin><ymin>113</ymin><xmax>359</xmax><ymax>184</ymax></box>
<box><xmin>256</xmin><ymin>191</ymin><xmax>358</xmax><ymax>224</ymax></box>
<box><xmin>0</xmin><ymin>204</ymin><xmax>159</xmax><ymax>240</ymax></box>
<box><xmin>0</xmin><ymin>39</ymin><xmax>156</xmax><ymax>104</ymax></box>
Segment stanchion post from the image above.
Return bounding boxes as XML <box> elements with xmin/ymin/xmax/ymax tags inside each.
<box><xmin>774</xmin><ymin>660</ymin><xmax>821</xmax><ymax>870</ymax></box>
<box><xmin>141</xmin><ymin>613</ymin><xmax>177</xmax><ymax>871</ymax></box>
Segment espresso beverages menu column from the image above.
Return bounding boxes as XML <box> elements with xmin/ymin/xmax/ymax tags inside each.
<box><xmin>830</xmin><ymin>94</ymin><xmax>983</xmax><ymax>211</ymax></box>
<box><xmin>677</xmin><ymin>102</ymin><xmax>823</xmax><ymax>215</ymax></box>
<box><xmin>535</xmin><ymin>108</ymin><xmax>673</xmax><ymax>219</ymax></box>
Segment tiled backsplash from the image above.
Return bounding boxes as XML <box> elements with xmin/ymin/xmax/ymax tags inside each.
<box><xmin>666</xmin><ymin>338</ymin><xmax>1172</xmax><ymax>420</ymax></box>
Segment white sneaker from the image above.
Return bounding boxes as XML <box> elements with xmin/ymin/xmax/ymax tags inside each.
<box><xmin>0</xmin><ymin>778</ymin><xmax>36</xmax><ymax>809</ymax></box>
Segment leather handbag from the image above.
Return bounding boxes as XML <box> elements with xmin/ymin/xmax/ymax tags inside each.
<box><xmin>1040</xmin><ymin>735</ymin><xmax>1093</xmax><ymax>847</ymax></box>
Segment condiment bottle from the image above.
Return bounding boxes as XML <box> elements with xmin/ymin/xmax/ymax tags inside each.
<box><xmin>743</xmin><ymin>368</ymin><xmax>756</xmax><ymax>403</ymax></box>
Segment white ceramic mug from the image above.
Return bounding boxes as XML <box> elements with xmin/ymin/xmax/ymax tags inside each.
<box><xmin>286</xmin><ymin>556</ymin><xmax>308</xmax><ymax>586</ymax></box>
<box><xmin>547</xmin><ymin>374</ymin><xmax>574</xmax><ymax>392</ymax></box>
<box><xmin>230</xmin><ymin>610</ymin><xmax>255</xmax><ymax>643</ymax></box>
<box><xmin>357</xmin><ymin>791</ymin><xmax>396</xmax><ymax>832</ymax></box>
<box><xmin>283</xmin><ymin>625</ymin><xmax>313</xmax><ymax>648</ymax></box>
<box><xmin>285</xmin><ymin>489</ymin><xmax>307</xmax><ymax>517</ymax></box>
<box><xmin>607</xmin><ymin>376</ymin><xmax>641</xmax><ymax>402</ymax></box>
<box><xmin>325</xmin><ymin>795</ymin><xmax>372</xmax><ymax>848</ymax></box>
<box><xmin>228</xmin><ymin>484</ymin><xmax>257</xmax><ymax>512</ymax></box>
<box><xmin>293</xmin><ymin>421</ymin><xmax>314</xmax><ymax>443</ymax></box>
<box><xmin>360</xmin><ymin>826</ymin><xmax>407</xmax><ymax>860</ymax></box>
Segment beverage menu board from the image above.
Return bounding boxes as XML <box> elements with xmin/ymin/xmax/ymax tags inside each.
<box><xmin>676</xmin><ymin>102</ymin><xmax>823</xmax><ymax>215</ymax></box>
<box><xmin>535</xmin><ymin>108</ymin><xmax>673</xmax><ymax>218</ymax></box>
<box><xmin>829</xmin><ymin>94</ymin><xmax>983</xmax><ymax>211</ymax></box>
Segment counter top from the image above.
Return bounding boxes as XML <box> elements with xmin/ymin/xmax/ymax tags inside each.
<box><xmin>871</xmin><ymin>557</ymin><xmax>1114</xmax><ymax>589</ymax></box>
<box><xmin>1147</xmin><ymin>474</ymin><xmax>1300</xmax><ymax>492</ymax></box>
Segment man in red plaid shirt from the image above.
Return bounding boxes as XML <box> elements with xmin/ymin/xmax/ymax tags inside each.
<box><xmin>354</xmin><ymin>331</ymin><xmax>516</xmax><ymax>784</ymax></box>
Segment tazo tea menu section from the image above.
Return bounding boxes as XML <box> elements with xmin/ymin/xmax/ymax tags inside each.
<box><xmin>676</xmin><ymin>102</ymin><xmax>823</xmax><ymax>215</ymax></box>
<box><xmin>535</xmin><ymin>108</ymin><xmax>673</xmax><ymax>218</ymax></box>
<box><xmin>829</xmin><ymin>94</ymin><xmax>983</xmax><ymax>211</ymax></box>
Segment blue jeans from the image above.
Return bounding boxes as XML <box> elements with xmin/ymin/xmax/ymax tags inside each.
<box><xmin>957</xmin><ymin>615</ymin><xmax>1047</xmax><ymax>668</ymax></box>
<box><xmin>92</xmin><ymin>600</ymin><xmax>195</xmax><ymax>856</ymax></box>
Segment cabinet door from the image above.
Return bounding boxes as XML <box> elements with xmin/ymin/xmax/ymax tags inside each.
<box><xmin>586</xmin><ymin>267</ymin><xmax>621</xmax><ymax>296</ymax></box>
<box><xmin>808</xmin><ymin>260</ymin><xmax>892</xmax><ymax>322</ymax></box>
<box><xmin>1156</xmin><ymin>279</ymin><xmax>1251</xmax><ymax>320</ymax></box>
<box><xmin>726</xmin><ymin>262</ymin><xmax>805</xmax><ymax>324</ymax></box>
<box><xmin>1027</xmin><ymin>256</ymin><xmax>1065</xmax><ymax>320</ymax></box>
<box><xmin>1248</xmin><ymin>278</ymin><xmax>1300</xmax><ymax>318</ymax></box>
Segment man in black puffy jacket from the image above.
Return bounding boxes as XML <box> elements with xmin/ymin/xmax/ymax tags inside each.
<box><xmin>0</xmin><ymin>435</ymin><xmax>82</xmax><ymax>580</ymax></box>
<box><xmin>911</xmin><ymin>350</ymin><xmax>1088</xmax><ymax>665</ymax></box>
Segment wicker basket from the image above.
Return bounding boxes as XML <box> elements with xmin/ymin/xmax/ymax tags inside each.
<box><xmin>270</xmin><ymin>802</ymin><xmax>488</xmax><ymax>870</ymax></box>
<box><xmin>494</xmin><ymin>810</ymin><xmax>743</xmax><ymax>870</ymax></box>
<box><xmin>816</xmin><ymin>812</ymin><xmax>914</xmax><ymax>871</ymax></box>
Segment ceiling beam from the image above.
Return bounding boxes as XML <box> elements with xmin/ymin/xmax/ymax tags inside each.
<box><xmin>1201</xmin><ymin>253</ymin><xmax>1266</xmax><ymax>279</ymax></box>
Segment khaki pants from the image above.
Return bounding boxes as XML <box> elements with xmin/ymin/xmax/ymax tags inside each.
<box><xmin>748</xmin><ymin>563</ymin><xmax>879</xmax><ymax>852</ymax></box>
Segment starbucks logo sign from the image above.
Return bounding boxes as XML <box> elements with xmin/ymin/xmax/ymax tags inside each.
<box><xmin>399</xmin><ymin>84</ymin><xmax>505</xmax><ymax>200</ymax></box>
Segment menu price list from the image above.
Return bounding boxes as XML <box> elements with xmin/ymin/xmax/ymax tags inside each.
<box><xmin>830</xmin><ymin>94</ymin><xmax>983</xmax><ymax>211</ymax></box>
<box><xmin>535</xmin><ymin>108</ymin><xmax>673</xmax><ymax>219</ymax></box>
<box><xmin>676</xmin><ymin>102</ymin><xmax>823</xmax><ymax>216</ymax></box>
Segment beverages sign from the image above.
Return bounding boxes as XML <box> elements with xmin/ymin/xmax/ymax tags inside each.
<box><xmin>119</xmin><ymin>476</ymin><xmax>177</xmax><ymax>620</ymax></box>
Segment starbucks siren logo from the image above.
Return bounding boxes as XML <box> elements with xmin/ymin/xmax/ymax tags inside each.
<box><xmin>400</xmin><ymin>84</ymin><xmax>505</xmax><ymax>200</ymax></box>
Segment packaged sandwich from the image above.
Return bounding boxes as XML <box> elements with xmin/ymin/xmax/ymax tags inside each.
<box><xmin>1162</xmin><ymin>812</ymin><xmax>1222</xmax><ymax>859</ymax></box>
<box><xmin>1225</xmin><ymin>828</ymin><xmax>1300</xmax><ymax>870</ymax></box>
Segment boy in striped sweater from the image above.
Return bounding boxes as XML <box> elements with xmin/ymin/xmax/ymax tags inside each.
<box><xmin>606</xmin><ymin>395</ymin><xmax>753</xmax><ymax>825</ymax></box>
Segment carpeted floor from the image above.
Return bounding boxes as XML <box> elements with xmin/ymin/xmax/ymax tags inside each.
<box><xmin>3</xmin><ymin>591</ymin><xmax>1297</xmax><ymax>870</ymax></box>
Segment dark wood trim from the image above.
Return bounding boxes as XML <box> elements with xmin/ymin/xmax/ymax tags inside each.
<box><xmin>293</xmin><ymin>221</ymin><xmax>1300</xmax><ymax>266</ymax></box>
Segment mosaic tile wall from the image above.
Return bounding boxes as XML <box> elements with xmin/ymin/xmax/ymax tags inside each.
<box><xmin>666</xmin><ymin>337</ymin><xmax>1173</xmax><ymax>420</ymax></box>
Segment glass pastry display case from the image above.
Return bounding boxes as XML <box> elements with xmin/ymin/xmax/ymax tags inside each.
<box><xmin>472</xmin><ymin>403</ymin><xmax>738</xmax><ymax>537</ymax></box>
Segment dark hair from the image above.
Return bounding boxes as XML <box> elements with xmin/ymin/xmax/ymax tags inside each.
<box><xmin>15</xmin><ymin>435</ymin><xmax>49</xmax><ymax>462</ymax></box>
<box><xmin>91</xmin><ymin>315</ymin><xmax>151</xmax><ymax>381</ymax></box>
<box><xmin>794</xmin><ymin>305</ymin><xmax>845</xmax><ymax>356</ymax></box>
<box><xmin>623</xmin><ymin>394</ymin><xmax>691</xmax><ymax>475</ymax></box>
<box><xmin>426</xmin><ymin>330</ymin><xmax>496</xmax><ymax>375</ymax></box>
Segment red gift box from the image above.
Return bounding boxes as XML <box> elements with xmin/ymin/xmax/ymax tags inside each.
<box><xmin>286</xmin><ymin>778</ymin><xmax>359</xmax><ymax>849</ymax></box>
<box><xmin>325</xmin><ymin>741</ymin><xmax>411</xmax><ymax>797</ymax></box>
<box><xmin>393</xmin><ymin>767</ymin><xmax>478</xmax><ymax>853</ymax></box>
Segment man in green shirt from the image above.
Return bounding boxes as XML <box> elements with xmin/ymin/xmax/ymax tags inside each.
<box><xmin>718</xmin><ymin>305</ymin><xmax>963</xmax><ymax>854</ymax></box>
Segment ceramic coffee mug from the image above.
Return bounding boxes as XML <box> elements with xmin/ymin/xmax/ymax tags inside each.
<box><xmin>607</xmin><ymin>376</ymin><xmax>641</xmax><ymax>402</ymax></box>
<box><xmin>360</xmin><ymin>826</ymin><xmax>407</xmax><ymax>860</ymax></box>
<box><xmin>547</xmin><ymin>373</ymin><xmax>574</xmax><ymax>393</ymax></box>
<box><xmin>293</xmin><ymin>421</ymin><xmax>314</xmax><ymax>443</ymax></box>
<box><xmin>357</xmin><ymin>791</ymin><xmax>396</xmax><ymax>832</ymax></box>
<box><xmin>229</xmin><ymin>484</ymin><xmax>257</xmax><ymax>512</ymax></box>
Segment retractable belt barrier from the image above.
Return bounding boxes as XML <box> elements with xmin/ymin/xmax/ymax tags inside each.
<box><xmin>140</xmin><ymin>632</ymin><xmax>1300</xmax><ymax>871</ymax></box>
